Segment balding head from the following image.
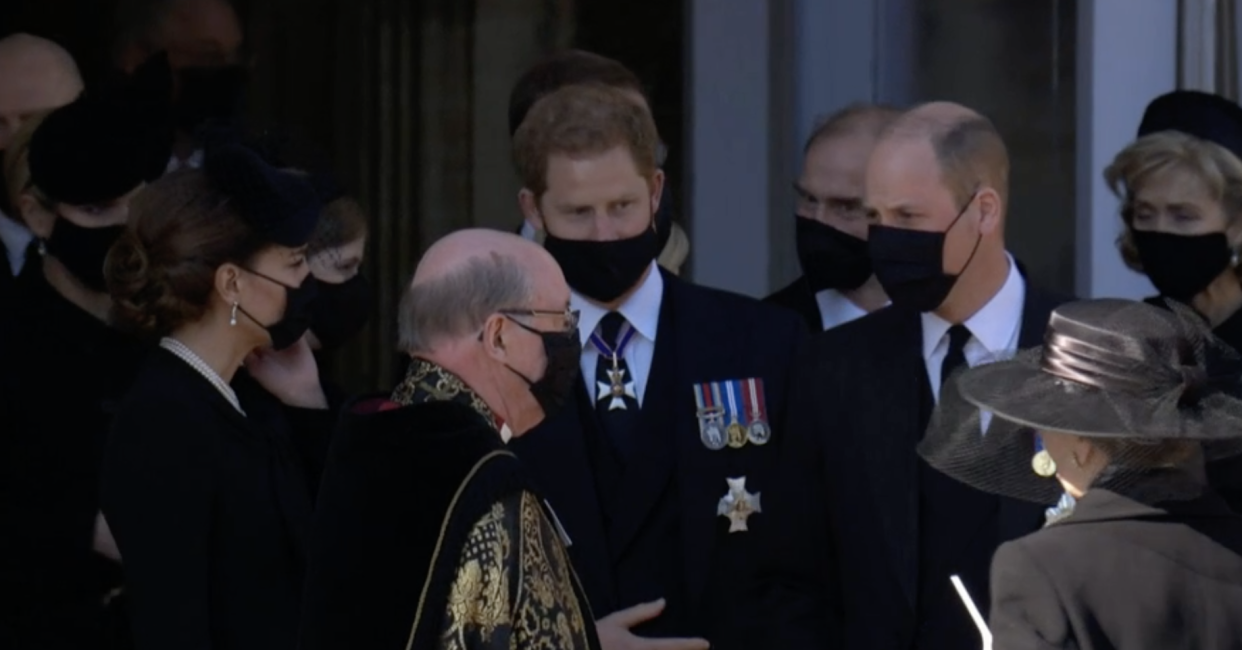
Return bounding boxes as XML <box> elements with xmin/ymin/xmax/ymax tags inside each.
<box><xmin>402</xmin><ymin>229</ymin><xmax>565</xmax><ymax>352</ymax></box>
<box><xmin>797</xmin><ymin>103</ymin><xmax>901</xmax><ymax>240</ymax></box>
<box><xmin>0</xmin><ymin>34</ymin><xmax>82</xmax><ymax>150</ymax></box>
<box><xmin>879</xmin><ymin>101</ymin><xmax>1010</xmax><ymax>207</ymax></box>
<box><xmin>398</xmin><ymin>228</ymin><xmax>575</xmax><ymax>437</ymax></box>
<box><xmin>115</xmin><ymin>0</ymin><xmax>244</xmax><ymax>72</ymax></box>
<box><xmin>865</xmin><ymin>101</ymin><xmax>1012</xmax><ymax>322</ymax></box>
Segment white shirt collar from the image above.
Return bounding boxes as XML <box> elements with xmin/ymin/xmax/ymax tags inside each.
<box><xmin>921</xmin><ymin>254</ymin><xmax>1026</xmax><ymax>361</ymax></box>
<box><xmin>166</xmin><ymin>149</ymin><xmax>205</xmax><ymax>174</ymax></box>
<box><xmin>0</xmin><ymin>209</ymin><xmax>34</xmax><ymax>276</ymax></box>
<box><xmin>519</xmin><ymin>220</ymin><xmax>538</xmax><ymax>241</ymax></box>
<box><xmin>814</xmin><ymin>288</ymin><xmax>886</xmax><ymax>331</ymax></box>
<box><xmin>573</xmin><ymin>261</ymin><xmax>663</xmax><ymax>347</ymax></box>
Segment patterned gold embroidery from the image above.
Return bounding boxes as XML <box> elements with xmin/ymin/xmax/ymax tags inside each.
<box><xmin>393</xmin><ymin>358</ymin><xmax>496</xmax><ymax>428</ymax></box>
<box><xmin>437</xmin><ymin>492</ymin><xmax>594</xmax><ymax>650</ymax></box>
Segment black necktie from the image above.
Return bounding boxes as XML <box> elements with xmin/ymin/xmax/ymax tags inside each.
<box><xmin>940</xmin><ymin>324</ymin><xmax>972</xmax><ymax>391</ymax></box>
<box><xmin>594</xmin><ymin>312</ymin><xmax>640</xmax><ymax>460</ymax></box>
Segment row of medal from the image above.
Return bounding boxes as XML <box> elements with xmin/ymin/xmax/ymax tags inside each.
<box><xmin>694</xmin><ymin>378</ymin><xmax>772</xmax><ymax>450</ymax></box>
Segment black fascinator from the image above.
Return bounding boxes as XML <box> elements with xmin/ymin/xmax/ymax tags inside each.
<box><xmin>203</xmin><ymin>143</ymin><xmax>321</xmax><ymax>247</ymax></box>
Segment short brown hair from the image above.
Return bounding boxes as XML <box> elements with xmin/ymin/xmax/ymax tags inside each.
<box><xmin>931</xmin><ymin>116</ymin><xmax>1010</xmax><ymax>206</ymax></box>
<box><xmin>309</xmin><ymin>195</ymin><xmax>368</xmax><ymax>256</ymax></box>
<box><xmin>1106</xmin><ymin>130</ymin><xmax>1242</xmax><ymax>274</ymax></box>
<box><xmin>513</xmin><ymin>84</ymin><xmax>660</xmax><ymax>198</ymax></box>
<box><xmin>805</xmin><ymin>103</ymin><xmax>901</xmax><ymax>153</ymax></box>
<box><xmin>106</xmin><ymin>169</ymin><xmax>273</xmax><ymax>336</ymax></box>
<box><xmin>508</xmin><ymin>50</ymin><xmax>646</xmax><ymax>137</ymax></box>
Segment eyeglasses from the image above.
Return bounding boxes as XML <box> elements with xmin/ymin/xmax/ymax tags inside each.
<box><xmin>498</xmin><ymin>308</ymin><xmax>580</xmax><ymax>334</ymax></box>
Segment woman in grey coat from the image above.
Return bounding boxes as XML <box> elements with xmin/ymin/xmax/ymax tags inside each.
<box><xmin>922</xmin><ymin>298</ymin><xmax>1242</xmax><ymax>650</ymax></box>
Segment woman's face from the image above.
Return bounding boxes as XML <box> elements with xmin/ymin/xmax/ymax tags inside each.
<box><xmin>1129</xmin><ymin>166</ymin><xmax>1230</xmax><ymax>236</ymax></box>
<box><xmin>307</xmin><ymin>235</ymin><xmax>366</xmax><ymax>284</ymax></box>
<box><xmin>236</xmin><ymin>244</ymin><xmax>310</xmax><ymax>333</ymax></box>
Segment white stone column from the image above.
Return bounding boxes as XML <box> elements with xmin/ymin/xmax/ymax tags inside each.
<box><xmin>1075</xmin><ymin>0</ymin><xmax>1177</xmax><ymax>298</ymax></box>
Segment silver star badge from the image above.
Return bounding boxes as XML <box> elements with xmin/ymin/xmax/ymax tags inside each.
<box><xmin>596</xmin><ymin>367</ymin><xmax>636</xmax><ymax>410</ymax></box>
<box><xmin>717</xmin><ymin>476</ymin><xmax>762</xmax><ymax>533</ymax></box>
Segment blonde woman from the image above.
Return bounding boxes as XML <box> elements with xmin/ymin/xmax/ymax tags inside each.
<box><xmin>1106</xmin><ymin>91</ymin><xmax>1242</xmax><ymax>344</ymax></box>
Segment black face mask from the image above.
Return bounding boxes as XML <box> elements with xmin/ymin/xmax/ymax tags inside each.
<box><xmin>543</xmin><ymin>222</ymin><xmax>660</xmax><ymax>303</ymax></box>
<box><xmin>795</xmin><ymin>216</ymin><xmax>873</xmax><ymax>292</ymax></box>
<box><xmin>44</xmin><ymin>219</ymin><xmax>127</xmax><ymax>293</ymax></box>
<box><xmin>309</xmin><ymin>274</ymin><xmax>373</xmax><ymax>350</ymax></box>
<box><xmin>239</xmin><ymin>270</ymin><xmax>319</xmax><ymax>350</ymax></box>
<box><xmin>1133</xmin><ymin>230</ymin><xmax>1234</xmax><ymax>302</ymax></box>
<box><xmin>502</xmin><ymin>318</ymin><xmax>583</xmax><ymax>422</ymax></box>
<box><xmin>174</xmin><ymin>65</ymin><xmax>249</xmax><ymax>132</ymax></box>
<box><xmin>868</xmin><ymin>192</ymin><xmax>981</xmax><ymax>313</ymax></box>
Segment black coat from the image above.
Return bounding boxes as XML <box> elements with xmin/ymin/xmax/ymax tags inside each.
<box><xmin>510</xmin><ymin>270</ymin><xmax>809</xmax><ymax>648</ymax></box>
<box><xmin>0</xmin><ymin>270</ymin><xmax>146</xmax><ymax>649</ymax></box>
<box><xmin>764</xmin><ymin>276</ymin><xmax>820</xmax><ymax>331</ymax></box>
<box><xmin>101</xmin><ymin>348</ymin><xmax>334</xmax><ymax>650</ymax></box>
<box><xmin>990</xmin><ymin>488</ymin><xmax>1242</xmax><ymax>650</ymax></box>
<box><xmin>1144</xmin><ymin>297</ymin><xmax>1242</xmax><ymax>514</ymax></box>
<box><xmin>755</xmin><ymin>286</ymin><xmax>1069</xmax><ymax>650</ymax></box>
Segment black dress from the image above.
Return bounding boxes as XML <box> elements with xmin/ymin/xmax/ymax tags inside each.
<box><xmin>0</xmin><ymin>269</ymin><xmax>146</xmax><ymax>649</ymax></box>
<box><xmin>990</xmin><ymin>487</ymin><xmax>1242</xmax><ymax>650</ymax></box>
<box><xmin>100</xmin><ymin>347</ymin><xmax>335</xmax><ymax>650</ymax></box>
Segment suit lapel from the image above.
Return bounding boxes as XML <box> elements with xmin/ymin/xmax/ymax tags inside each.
<box><xmin>859</xmin><ymin>309</ymin><xmax>925</xmax><ymax>609</ymax></box>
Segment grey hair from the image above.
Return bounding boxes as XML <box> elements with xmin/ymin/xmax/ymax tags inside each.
<box><xmin>398</xmin><ymin>252</ymin><xmax>534</xmax><ymax>353</ymax></box>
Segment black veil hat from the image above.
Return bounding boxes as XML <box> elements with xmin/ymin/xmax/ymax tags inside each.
<box><xmin>919</xmin><ymin>299</ymin><xmax>1242</xmax><ymax>506</ymax></box>
<box><xmin>203</xmin><ymin>143</ymin><xmax>322</xmax><ymax>248</ymax></box>
<box><xmin>27</xmin><ymin>53</ymin><xmax>175</xmax><ymax>206</ymax></box>
<box><xmin>1138</xmin><ymin>90</ymin><xmax>1242</xmax><ymax>159</ymax></box>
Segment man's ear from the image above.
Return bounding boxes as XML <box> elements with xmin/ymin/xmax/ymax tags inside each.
<box><xmin>519</xmin><ymin>188</ymin><xmax>543</xmax><ymax>232</ymax></box>
<box><xmin>480</xmin><ymin>314</ymin><xmax>508</xmax><ymax>361</ymax></box>
<box><xmin>649</xmin><ymin>169</ymin><xmax>666</xmax><ymax>217</ymax></box>
<box><xmin>19</xmin><ymin>193</ymin><xmax>55</xmax><ymax>239</ymax></box>
<box><xmin>976</xmin><ymin>186</ymin><xmax>1003</xmax><ymax>236</ymax></box>
<box><xmin>116</xmin><ymin>44</ymin><xmax>152</xmax><ymax>75</ymax></box>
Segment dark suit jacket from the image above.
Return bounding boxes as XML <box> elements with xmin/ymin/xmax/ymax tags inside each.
<box><xmin>0</xmin><ymin>270</ymin><xmax>145</xmax><ymax>649</ymax></box>
<box><xmin>101</xmin><ymin>348</ymin><xmax>334</xmax><ymax>650</ymax></box>
<box><xmin>991</xmin><ymin>488</ymin><xmax>1242</xmax><ymax>650</ymax></box>
<box><xmin>510</xmin><ymin>269</ymin><xmax>809</xmax><ymax>648</ymax></box>
<box><xmin>756</xmin><ymin>284</ymin><xmax>1069</xmax><ymax>650</ymax></box>
<box><xmin>764</xmin><ymin>276</ymin><xmax>820</xmax><ymax>331</ymax></box>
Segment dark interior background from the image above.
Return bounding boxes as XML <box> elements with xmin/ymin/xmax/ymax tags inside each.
<box><xmin>1</xmin><ymin>0</ymin><xmax>685</xmax><ymax>393</ymax></box>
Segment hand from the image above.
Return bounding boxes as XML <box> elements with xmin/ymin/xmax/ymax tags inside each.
<box><xmin>596</xmin><ymin>600</ymin><xmax>710</xmax><ymax>650</ymax></box>
<box><xmin>93</xmin><ymin>511</ymin><xmax>121</xmax><ymax>563</ymax></box>
<box><xmin>244</xmin><ymin>336</ymin><xmax>328</xmax><ymax>409</ymax></box>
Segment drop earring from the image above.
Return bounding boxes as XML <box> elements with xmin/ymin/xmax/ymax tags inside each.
<box><xmin>230</xmin><ymin>301</ymin><xmax>239</xmax><ymax>327</ymax></box>
<box><xmin>1031</xmin><ymin>434</ymin><xmax>1056</xmax><ymax>477</ymax></box>
<box><xmin>1032</xmin><ymin>449</ymin><xmax>1057</xmax><ymax>477</ymax></box>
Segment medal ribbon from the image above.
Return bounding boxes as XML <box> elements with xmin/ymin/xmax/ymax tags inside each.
<box><xmin>744</xmin><ymin>378</ymin><xmax>765</xmax><ymax>422</ymax></box>
<box><xmin>724</xmin><ymin>381</ymin><xmax>741</xmax><ymax>423</ymax></box>
<box><xmin>695</xmin><ymin>383</ymin><xmax>715</xmax><ymax>411</ymax></box>
<box><xmin>590</xmin><ymin>322</ymin><xmax>637</xmax><ymax>363</ymax></box>
<box><xmin>710</xmin><ymin>382</ymin><xmax>725</xmax><ymax>414</ymax></box>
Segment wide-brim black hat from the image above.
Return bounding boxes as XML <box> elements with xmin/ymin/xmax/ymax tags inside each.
<box><xmin>919</xmin><ymin>299</ymin><xmax>1242</xmax><ymax>505</ymax></box>
<box><xmin>203</xmin><ymin>143</ymin><xmax>321</xmax><ymax>247</ymax></box>
<box><xmin>28</xmin><ymin>53</ymin><xmax>175</xmax><ymax>206</ymax></box>
<box><xmin>1138</xmin><ymin>90</ymin><xmax>1242</xmax><ymax>160</ymax></box>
